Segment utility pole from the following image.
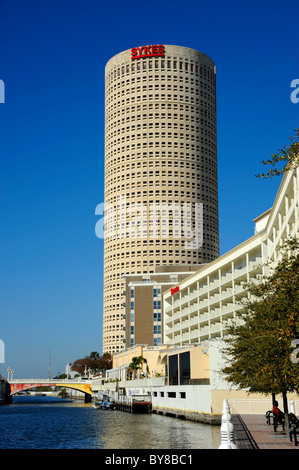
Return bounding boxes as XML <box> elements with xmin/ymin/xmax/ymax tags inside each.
<box><xmin>48</xmin><ymin>349</ymin><xmax>51</xmax><ymax>379</ymax></box>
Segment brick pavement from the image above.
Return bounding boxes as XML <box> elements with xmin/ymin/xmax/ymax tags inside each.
<box><xmin>232</xmin><ymin>414</ymin><xmax>299</xmax><ymax>450</ymax></box>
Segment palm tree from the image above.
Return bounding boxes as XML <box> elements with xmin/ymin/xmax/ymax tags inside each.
<box><xmin>128</xmin><ymin>356</ymin><xmax>141</xmax><ymax>379</ymax></box>
<box><xmin>137</xmin><ymin>355</ymin><xmax>149</xmax><ymax>376</ymax></box>
<box><xmin>128</xmin><ymin>356</ymin><xmax>149</xmax><ymax>379</ymax></box>
<box><xmin>89</xmin><ymin>351</ymin><xmax>100</xmax><ymax>360</ymax></box>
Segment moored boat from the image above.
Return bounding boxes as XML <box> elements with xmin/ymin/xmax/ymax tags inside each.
<box><xmin>101</xmin><ymin>401</ymin><xmax>116</xmax><ymax>410</ymax></box>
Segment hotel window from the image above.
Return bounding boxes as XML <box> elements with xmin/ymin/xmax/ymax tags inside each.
<box><xmin>169</xmin><ymin>355</ymin><xmax>178</xmax><ymax>385</ymax></box>
<box><xmin>179</xmin><ymin>351</ymin><xmax>190</xmax><ymax>385</ymax></box>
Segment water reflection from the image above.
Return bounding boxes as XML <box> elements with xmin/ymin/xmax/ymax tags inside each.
<box><xmin>94</xmin><ymin>411</ymin><xmax>220</xmax><ymax>449</ymax></box>
<box><xmin>0</xmin><ymin>398</ymin><xmax>220</xmax><ymax>449</ymax></box>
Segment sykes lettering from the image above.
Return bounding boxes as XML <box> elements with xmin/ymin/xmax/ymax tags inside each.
<box><xmin>131</xmin><ymin>45</ymin><xmax>165</xmax><ymax>59</ymax></box>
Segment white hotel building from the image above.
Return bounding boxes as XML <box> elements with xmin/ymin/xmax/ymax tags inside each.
<box><xmin>93</xmin><ymin>165</ymin><xmax>299</xmax><ymax>420</ymax></box>
<box><xmin>163</xmin><ymin>166</ymin><xmax>299</xmax><ymax>349</ymax></box>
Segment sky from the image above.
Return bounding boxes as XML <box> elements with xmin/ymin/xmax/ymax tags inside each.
<box><xmin>0</xmin><ymin>0</ymin><xmax>298</xmax><ymax>378</ymax></box>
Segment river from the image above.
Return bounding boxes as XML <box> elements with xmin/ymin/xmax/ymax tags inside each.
<box><xmin>0</xmin><ymin>396</ymin><xmax>220</xmax><ymax>449</ymax></box>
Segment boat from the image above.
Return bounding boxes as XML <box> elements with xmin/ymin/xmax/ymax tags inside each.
<box><xmin>101</xmin><ymin>401</ymin><xmax>110</xmax><ymax>409</ymax></box>
<box><xmin>101</xmin><ymin>401</ymin><xmax>116</xmax><ymax>410</ymax></box>
<box><xmin>92</xmin><ymin>393</ymin><xmax>116</xmax><ymax>410</ymax></box>
<box><xmin>92</xmin><ymin>398</ymin><xmax>103</xmax><ymax>409</ymax></box>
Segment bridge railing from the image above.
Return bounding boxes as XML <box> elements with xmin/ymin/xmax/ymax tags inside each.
<box><xmin>9</xmin><ymin>378</ymin><xmax>92</xmax><ymax>384</ymax></box>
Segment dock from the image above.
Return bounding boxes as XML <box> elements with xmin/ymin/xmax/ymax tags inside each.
<box><xmin>116</xmin><ymin>394</ymin><xmax>152</xmax><ymax>414</ymax></box>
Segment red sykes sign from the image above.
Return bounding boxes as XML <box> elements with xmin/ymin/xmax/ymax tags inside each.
<box><xmin>171</xmin><ymin>286</ymin><xmax>180</xmax><ymax>295</ymax></box>
<box><xmin>131</xmin><ymin>45</ymin><xmax>165</xmax><ymax>60</ymax></box>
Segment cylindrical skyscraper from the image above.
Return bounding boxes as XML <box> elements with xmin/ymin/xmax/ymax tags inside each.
<box><xmin>103</xmin><ymin>45</ymin><xmax>218</xmax><ymax>353</ymax></box>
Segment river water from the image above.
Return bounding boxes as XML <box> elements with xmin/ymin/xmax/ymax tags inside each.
<box><xmin>0</xmin><ymin>396</ymin><xmax>220</xmax><ymax>449</ymax></box>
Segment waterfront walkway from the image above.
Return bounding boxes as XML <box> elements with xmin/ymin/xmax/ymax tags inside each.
<box><xmin>232</xmin><ymin>414</ymin><xmax>299</xmax><ymax>449</ymax></box>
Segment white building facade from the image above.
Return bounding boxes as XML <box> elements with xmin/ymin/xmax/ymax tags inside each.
<box><xmin>163</xmin><ymin>167</ymin><xmax>299</xmax><ymax>347</ymax></box>
<box><xmin>92</xmin><ymin>166</ymin><xmax>299</xmax><ymax>420</ymax></box>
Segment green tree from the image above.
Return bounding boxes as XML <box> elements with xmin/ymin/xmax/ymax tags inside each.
<box><xmin>58</xmin><ymin>387</ymin><xmax>68</xmax><ymax>398</ymax></box>
<box><xmin>90</xmin><ymin>351</ymin><xmax>100</xmax><ymax>360</ymax></box>
<box><xmin>137</xmin><ymin>355</ymin><xmax>149</xmax><ymax>376</ymax></box>
<box><xmin>53</xmin><ymin>373</ymin><xmax>67</xmax><ymax>379</ymax></box>
<box><xmin>128</xmin><ymin>356</ymin><xmax>141</xmax><ymax>379</ymax></box>
<box><xmin>255</xmin><ymin>129</ymin><xmax>299</xmax><ymax>179</ymax></box>
<box><xmin>221</xmin><ymin>238</ymin><xmax>299</xmax><ymax>435</ymax></box>
<box><xmin>128</xmin><ymin>355</ymin><xmax>149</xmax><ymax>379</ymax></box>
<box><xmin>71</xmin><ymin>351</ymin><xmax>112</xmax><ymax>376</ymax></box>
<box><xmin>99</xmin><ymin>352</ymin><xmax>113</xmax><ymax>371</ymax></box>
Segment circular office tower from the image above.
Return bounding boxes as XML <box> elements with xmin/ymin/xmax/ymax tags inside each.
<box><xmin>103</xmin><ymin>45</ymin><xmax>219</xmax><ymax>353</ymax></box>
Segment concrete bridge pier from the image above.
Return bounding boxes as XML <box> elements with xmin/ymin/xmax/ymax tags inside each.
<box><xmin>0</xmin><ymin>378</ymin><xmax>12</xmax><ymax>404</ymax></box>
<box><xmin>84</xmin><ymin>393</ymin><xmax>92</xmax><ymax>403</ymax></box>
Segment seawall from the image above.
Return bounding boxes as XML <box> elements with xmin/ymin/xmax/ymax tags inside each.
<box><xmin>92</xmin><ymin>378</ymin><xmax>221</xmax><ymax>424</ymax></box>
<box><xmin>152</xmin><ymin>406</ymin><xmax>221</xmax><ymax>424</ymax></box>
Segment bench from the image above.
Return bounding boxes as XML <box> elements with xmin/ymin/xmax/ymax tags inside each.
<box><xmin>266</xmin><ymin>410</ymin><xmax>275</xmax><ymax>425</ymax></box>
<box><xmin>265</xmin><ymin>410</ymin><xmax>285</xmax><ymax>431</ymax></box>
<box><xmin>266</xmin><ymin>410</ymin><xmax>299</xmax><ymax>445</ymax></box>
<box><xmin>288</xmin><ymin>413</ymin><xmax>299</xmax><ymax>446</ymax></box>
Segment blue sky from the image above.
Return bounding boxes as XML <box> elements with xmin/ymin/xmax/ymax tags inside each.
<box><xmin>0</xmin><ymin>0</ymin><xmax>298</xmax><ymax>378</ymax></box>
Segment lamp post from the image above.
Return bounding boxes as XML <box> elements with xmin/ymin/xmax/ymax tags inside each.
<box><xmin>7</xmin><ymin>367</ymin><xmax>11</xmax><ymax>381</ymax></box>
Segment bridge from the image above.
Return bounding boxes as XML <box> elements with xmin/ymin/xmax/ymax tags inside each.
<box><xmin>9</xmin><ymin>378</ymin><xmax>93</xmax><ymax>402</ymax></box>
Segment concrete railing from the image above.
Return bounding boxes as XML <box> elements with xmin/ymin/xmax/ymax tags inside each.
<box><xmin>228</xmin><ymin>398</ymin><xmax>299</xmax><ymax>415</ymax></box>
<box><xmin>92</xmin><ymin>376</ymin><xmax>166</xmax><ymax>391</ymax></box>
<box><xmin>218</xmin><ymin>399</ymin><xmax>238</xmax><ymax>449</ymax></box>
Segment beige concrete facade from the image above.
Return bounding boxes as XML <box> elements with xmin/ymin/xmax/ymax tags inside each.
<box><xmin>103</xmin><ymin>45</ymin><xmax>219</xmax><ymax>354</ymax></box>
<box><xmin>108</xmin><ymin>343</ymin><xmax>210</xmax><ymax>384</ymax></box>
<box><xmin>108</xmin><ymin>344</ymin><xmax>167</xmax><ymax>381</ymax></box>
